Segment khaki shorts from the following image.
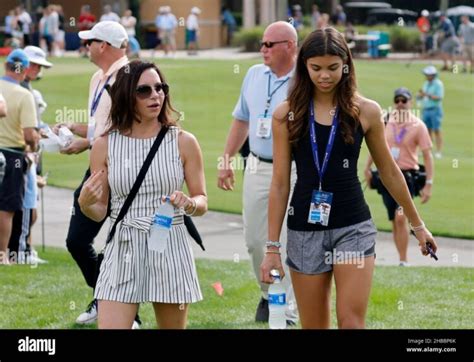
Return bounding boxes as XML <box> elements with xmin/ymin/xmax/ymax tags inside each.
<box><xmin>161</xmin><ymin>30</ymin><xmax>175</xmax><ymax>46</ymax></box>
<box><xmin>464</xmin><ymin>44</ymin><xmax>474</xmax><ymax>60</ymax></box>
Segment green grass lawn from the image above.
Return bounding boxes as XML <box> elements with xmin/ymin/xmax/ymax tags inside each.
<box><xmin>2</xmin><ymin>57</ymin><xmax>472</xmax><ymax>238</ymax></box>
<box><xmin>0</xmin><ymin>248</ymin><xmax>472</xmax><ymax>329</ymax></box>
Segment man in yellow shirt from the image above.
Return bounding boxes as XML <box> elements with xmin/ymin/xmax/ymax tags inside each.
<box><xmin>0</xmin><ymin>49</ymin><xmax>39</xmax><ymax>264</ymax></box>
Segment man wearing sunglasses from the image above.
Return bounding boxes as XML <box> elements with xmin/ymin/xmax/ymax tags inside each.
<box><xmin>52</xmin><ymin>21</ymin><xmax>134</xmax><ymax>326</ymax></box>
<box><xmin>218</xmin><ymin>21</ymin><xmax>298</xmax><ymax>326</ymax></box>
<box><xmin>365</xmin><ymin>87</ymin><xmax>434</xmax><ymax>267</ymax></box>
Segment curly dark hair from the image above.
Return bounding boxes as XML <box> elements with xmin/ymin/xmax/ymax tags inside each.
<box><xmin>287</xmin><ymin>27</ymin><xmax>360</xmax><ymax>145</ymax></box>
<box><xmin>107</xmin><ymin>60</ymin><xmax>179</xmax><ymax>134</ymax></box>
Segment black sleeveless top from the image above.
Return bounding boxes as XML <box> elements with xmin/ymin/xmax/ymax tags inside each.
<box><xmin>288</xmin><ymin>119</ymin><xmax>371</xmax><ymax>231</ymax></box>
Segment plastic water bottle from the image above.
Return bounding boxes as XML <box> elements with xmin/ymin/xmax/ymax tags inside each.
<box><xmin>148</xmin><ymin>196</ymin><xmax>174</xmax><ymax>252</ymax></box>
<box><xmin>0</xmin><ymin>152</ymin><xmax>6</xmax><ymax>186</ymax></box>
<box><xmin>268</xmin><ymin>270</ymin><xmax>286</xmax><ymax>329</ymax></box>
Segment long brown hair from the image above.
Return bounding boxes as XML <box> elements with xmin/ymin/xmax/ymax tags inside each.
<box><xmin>287</xmin><ymin>27</ymin><xmax>360</xmax><ymax>145</ymax></box>
<box><xmin>107</xmin><ymin>60</ymin><xmax>179</xmax><ymax>134</ymax></box>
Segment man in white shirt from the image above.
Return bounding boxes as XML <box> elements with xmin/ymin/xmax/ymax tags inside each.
<box><xmin>458</xmin><ymin>15</ymin><xmax>474</xmax><ymax>73</ymax></box>
<box><xmin>53</xmin><ymin>21</ymin><xmax>135</xmax><ymax>326</ymax></box>
<box><xmin>100</xmin><ymin>5</ymin><xmax>120</xmax><ymax>23</ymax></box>
<box><xmin>186</xmin><ymin>7</ymin><xmax>201</xmax><ymax>55</ymax></box>
<box><xmin>16</xmin><ymin>5</ymin><xmax>32</xmax><ymax>46</ymax></box>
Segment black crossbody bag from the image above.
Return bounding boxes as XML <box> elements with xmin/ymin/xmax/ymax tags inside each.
<box><xmin>370</xmin><ymin>165</ymin><xmax>426</xmax><ymax>197</ymax></box>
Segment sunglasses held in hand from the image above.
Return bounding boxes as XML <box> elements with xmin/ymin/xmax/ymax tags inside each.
<box><xmin>410</xmin><ymin>230</ymin><xmax>438</xmax><ymax>260</ymax></box>
<box><xmin>425</xmin><ymin>242</ymin><xmax>438</xmax><ymax>261</ymax></box>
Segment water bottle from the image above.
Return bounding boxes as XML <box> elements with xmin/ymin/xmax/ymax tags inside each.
<box><xmin>148</xmin><ymin>196</ymin><xmax>174</xmax><ymax>252</ymax></box>
<box><xmin>268</xmin><ymin>269</ymin><xmax>286</xmax><ymax>329</ymax></box>
<box><xmin>0</xmin><ymin>152</ymin><xmax>5</xmax><ymax>187</ymax></box>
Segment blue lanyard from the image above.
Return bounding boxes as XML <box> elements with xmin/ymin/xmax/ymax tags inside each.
<box><xmin>90</xmin><ymin>75</ymin><xmax>112</xmax><ymax>117</ymax></box>
<box><xmin>264</xmin><ymin>73</ymin><xmax>289</xmax><ymax>117</ymax></box>
<box><xmin>309</xmin><ymin>100</ymin><xmax>339</xmax><ymax>191</ymax></box>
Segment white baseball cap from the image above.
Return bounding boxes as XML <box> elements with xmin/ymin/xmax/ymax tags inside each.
<box><xmin>23</xmin><ymin>46</ymin><xmax>53</xmax><ymax>68</ymax></box>
<box><xmin>423</xmin><ymin>65</ymin><xmax>438</xmax><ymax>76</ymax></box>
<box><xmin>421</xmin><ymin>9</ymin><xmax>429</xmax><ymax>17</ymax></box>
<box><xmin>191</xmin><ymin>7</ymin><xmax>201</xmax><ymax>15</ymax></box>
<box><xmin>79</xmin><ymin>21</ymin><xmax>128</xmax><ymax>49</ymax></box>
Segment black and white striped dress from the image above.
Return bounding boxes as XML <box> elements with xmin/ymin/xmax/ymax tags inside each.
<box><xmin>94</xmin><ymin>126</ymin><xmax>203</xmax><ymax>304</ymax></box>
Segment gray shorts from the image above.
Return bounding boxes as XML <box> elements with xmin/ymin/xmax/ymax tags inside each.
<box><xmin>441</xmin><ymin>37</ymin><xmax>461</xmax><ymax>55</ymax></box>
<box><xmin>286</xmin><ymin>219</ymin><xmax>377</xmax><ymax>275</ymax></box>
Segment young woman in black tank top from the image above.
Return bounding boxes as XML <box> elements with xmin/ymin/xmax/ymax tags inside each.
<box><xmin>260</xmin><ymin>28</ymin><xmax>438</xmax><ymax>329</ymax></box>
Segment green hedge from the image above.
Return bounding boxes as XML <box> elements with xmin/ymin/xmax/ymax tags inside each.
<box><xmin>233</xmin><ymin>25</ymin><xmax>421</xmax><ymax>53</ymax></box>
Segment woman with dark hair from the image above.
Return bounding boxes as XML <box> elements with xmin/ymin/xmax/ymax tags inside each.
<box><xmin>260</xmin><ymin>28</ymin><xmax>437</xmax><ymax>329</ymax></box>
<box><xmin>78</xmin><ymin>60</ymin><xmax>207</xmax><ymax>329</ymax></box>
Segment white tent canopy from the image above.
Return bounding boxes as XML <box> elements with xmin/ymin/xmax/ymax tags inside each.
<box><xmin>433</xmin><ymin>6</ymin><xmax>474</xmax><ymax>17</ymax></box>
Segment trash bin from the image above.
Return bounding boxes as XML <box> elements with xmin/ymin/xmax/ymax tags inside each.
<box><xmin>367</xmin><ymin>31</ymin><xmax>380</xmax><ymax>58</ymax></box>
<box><xmin>378</xmin><ymin>31</ymin><xmax>391</xmax><ymax>57</ymax></box>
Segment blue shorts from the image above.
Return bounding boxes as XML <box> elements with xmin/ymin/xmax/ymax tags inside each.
<box><xmin>423</xmin><ymin>107</ymin><xmax>443</xmax><ymax>131</ymax></box>
<box><xmin>186</xmin><ymin>29</ymin><xmax>197</xmax><ymax>44</ymax></box>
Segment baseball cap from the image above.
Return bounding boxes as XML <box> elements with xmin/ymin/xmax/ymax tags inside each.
<box><xmin>78</xmin><ymin>21</ymin><xmax>128</xmax><ymax>49</ymax></box>
<box><xmin>6</xmin><ymin>49</ymin><xmax>29</xmax><ymax>69</ymax></box>
<box><xmin>394</xmin><ymin>87</ymin><xmax>412</xmax><ymax>100</ymax></box>
<box><xmin>421</xmin><ymin>9</ymin><xmax>429</xmax><ymax>17</ymax></box>
<box><xmin>422</xmin><ymin>65</ymin><xmax>438</xmax><ymax>76</ymax></box>
<box><xmin>24</xmin><ymin>46</ymin><xmax>53</xmax><ymax>68</ymax></box>
<box><xmin>191</xmin><ymin>7</ymin><xmax>201</xmax><ymax>15</ymax></box>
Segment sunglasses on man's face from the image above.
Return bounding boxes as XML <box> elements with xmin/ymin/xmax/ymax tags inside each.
<box><xmin>136</xmin><ymin>83</ymin><xmax>169</xmax><ymax>99</ymax></box>
<box><xmin>260</xmin><ymin>40</ymin><xmax>289</xmax><ymax>48</ymax></box>
<box><xmin>394</xmin><ymin>98</ymin><xmax>408</xmax><ymax>104</ymax></box>
<box><xmin>85</xmin><ymin>38</ymin><xmax>104</xmax><ymax>46</ymax></box>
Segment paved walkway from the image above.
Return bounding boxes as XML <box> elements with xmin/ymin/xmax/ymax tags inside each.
<box><xmin>62</xmin><ymin>47</ymin><xmax>448</xmax><ymax>64</ymax></box>
<box><xmin>32</xmin><ymin>187</ymin><xmax>473</xmax><ymax>268</ymax></box>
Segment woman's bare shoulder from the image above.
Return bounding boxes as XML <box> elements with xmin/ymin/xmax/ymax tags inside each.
<box><xmin>273</xmin><ymin>101</ymin><xmax>291</xmax><ymax>121</ymax></box>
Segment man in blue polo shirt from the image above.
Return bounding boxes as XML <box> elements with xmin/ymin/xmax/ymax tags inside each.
<box><xmin>218</xmin><ymin>21</ymin><xmax>298</xmax><ymax>325</ymax></box>
<box><xmin>417</xmin><ymin>65</ymin><xmax>444</xmax><ymax>159</ymax></box>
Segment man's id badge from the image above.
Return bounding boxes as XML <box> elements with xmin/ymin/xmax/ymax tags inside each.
<box><xmin>307</xmin><ymin>190</ymin><xmax>333</xmax><ymax>226</ymax></box>
<box><xmin>87</xmin><ymin>117</ymin><xmax>96</xmax><ymax>142</ymax></box>
<box><xmin>256</xmin><ymin>116</ymin><xmax>272</xmax><ymax>139</ymax></box>
<box><xmin>390</xmin><ymin>146</ymin><xmax>400</xmax><ymax>160</ymax></box>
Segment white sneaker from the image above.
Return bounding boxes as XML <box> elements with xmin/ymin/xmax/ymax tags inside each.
<box><xmin>399</xmin><ymin>261</ymin><xmax>410</xmax><ymax>267</ymax></box>
<box><xmin>434</xmin><ymin>152</ymin><xmax>442</xmax><ymax>159</ymax></box>
<box><xmin>132</xmin><ymin>320</ymin><xmax>141</xmax><ymax>329</ymax></box>
<box><xmin>76</xmin><ymin>299</ymin><xmax>98</xmax><ymax>324</ymax></box>
<box><xmin>28</xmin><ymin>253</ymin><xmax>48</xmax><ymax>264</ymax></box>
<box><xmin>132</xmin><ymin>314</ymin><xmax>142</xmax><ymax>329</ymax></box>
<box><xmin>32</xmin><ymin>256</ymin><xmax>48</xmax><ymax>264</ymax></box>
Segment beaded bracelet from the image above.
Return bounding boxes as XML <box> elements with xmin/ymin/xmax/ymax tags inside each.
<box><xmin>410</xmin><ymin>221</ymin><xmax>425</xmax><ymax>232</ymax></box>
